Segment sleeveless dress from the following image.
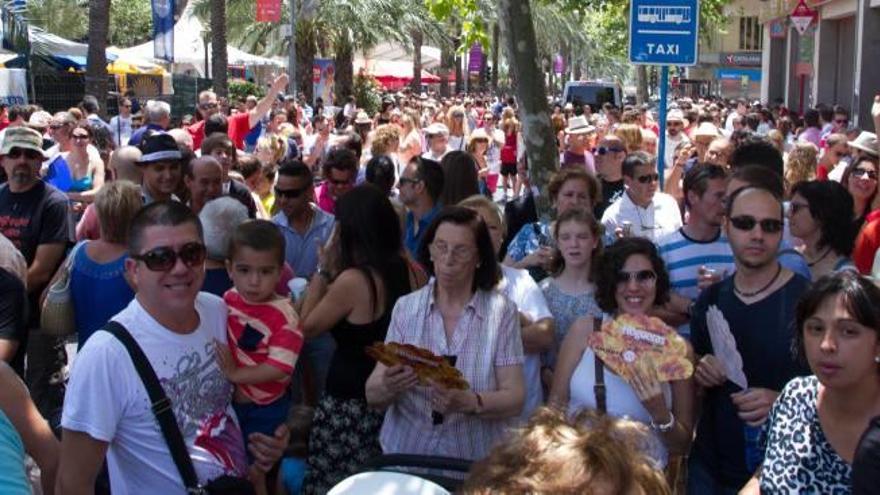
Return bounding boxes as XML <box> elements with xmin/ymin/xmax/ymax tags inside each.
<box><xmin>568</xmin><ymin>317</ymin><xmax>672</xmax><ymax>468</ymax></box>
<box><xmin>0</xmin><ymin>409</ymin><xmax>30</xmax><ymax>494</ymax></box>
<box><xmin>302</xmin><ymin>267</ymin><xmax>409</xmax><ymax>494</ymax></box>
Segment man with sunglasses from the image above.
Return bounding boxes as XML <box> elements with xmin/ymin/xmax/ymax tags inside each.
<box><xmin>59</xmin><ymin>201</ymin><xmax>288</xmax><ymax>493</ymax></box>
<box><xmin>314</xmin><ymin>148</ymin><xmax>357</xmax><ymax>214</ymax></box>
<box><xmin>0</xmin><ymin>126</ymin><xmax>71</xmax><ymax>420</ymax></box>
<box><xmin>272</xmin><ymin>160</ymin><xmax>336</xmax><ymax>402</ymax></box>
<box><xmin>399</xmin><ymin>157</ymin><xmax>444</xmax><ymax>257</ymax></box>
<box><xmin>687</xmin><ymin>186</ymin><xmax>810</xmax><ymax>494</ymax></box>
<box><xmin>593</xmin><ymin>134</ymin><xmax>627</xmax><ymax>218</ymax></box>
<box><xmin>601</xmin><ymin>151</ymin><xmax>682</xmax><ymax>242</ymax></box>
<box><xmin>188</xmin><ymin>73</ymin><xmax>289</xmax><ymax>151</ymax></box>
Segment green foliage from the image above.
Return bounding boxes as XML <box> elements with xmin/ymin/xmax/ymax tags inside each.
<box><xmin>228</xmin><ymin>79</ymin><xmax>266</xmax><ymax>103</ymax></box>
<box><xmin>352</xmin><ymin>71</ymin><xmax>383</xmax><ymax>116</ymax></box>
<box><xmin>26</xmin><ymin>0</ymin><xmax>152</xmax><ymax>46</ymax></box>
<box><xmin>109</xmin><ymin>0</ymin><xmax>153</xmax><ymax>46</ymax></box>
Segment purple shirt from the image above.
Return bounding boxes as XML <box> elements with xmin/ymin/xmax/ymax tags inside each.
<box><xmin>560</xmin><ymin>150</ymin><xmax>595</xmax><ymax>175</ymax></box>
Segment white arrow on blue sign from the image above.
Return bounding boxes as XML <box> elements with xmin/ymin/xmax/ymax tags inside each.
<box><xmin>629</xmin><ymin>0</ymin><xmax>701</xmax><ymax>66</ymax></box>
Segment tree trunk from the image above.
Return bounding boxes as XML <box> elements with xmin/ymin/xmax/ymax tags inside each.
<box><xmin>410</xmin><ymin>29</ymin><xmax>423</xmax><ymax>93</ymax></box>
<box><xmin>454</xmin><ymin>49</ymin><xmax>462</xmax><ymax>95</ymax></box>
<box><xmin>85</xmin><ymin>0</ymin><xmax>110</xmax><ymax>117</ymax></box>
<box><xmin>210</xmin><ymin>0</ymin><xmax>228</xmax><ymax>98</ymax></box>
<box><xmin>636</xmin><ymin>65</ymin><xmax>649</xmax><ymax>105</ymax></box>
<box><xmin>296</xmin><ymin>20</ymin><xmax>316</xmax><ymax>104</ymax></box>
<box><xmin>573</xmin><ymin>59</ymin><xmax>582</xmax><ymax>81</ymax></box>
<box><xmin>491</xmin><ymin>22</ymin><xmax>500</xmax><ymax>92</ymax></box>
<box><xmin>334</xmin><ymin>32</ymin><xmax>353</xmax><ymax>104</ymax></box>
<box><xmin>497</xmin><ymin>0</ymin><xmax>558</xmax><ymax>220</ymax></box>
<box><xmin>439</xmin><ymin>38</ymin><xmax>454</xmax><ymax>97</ymax></box>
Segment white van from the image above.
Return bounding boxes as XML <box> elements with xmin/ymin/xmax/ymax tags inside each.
<box><xmin>562</xmin><ymin>81</ymin><xmax>622</xmax><ymax>111</ymax></box>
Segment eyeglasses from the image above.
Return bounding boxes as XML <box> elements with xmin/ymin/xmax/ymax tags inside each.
<box><xmin>131</xmin><ymin>242</ymin><xmax>207</xmax><ymax>272</ymax></box>
<box><xmin>636</xmin><ymin>173</ymin><xmax>660</xmax><ymax>184</ymax></box>
<box><xmin>728</xmin><ymin>215</ymin><xmax>783</xmax><ymax>233</ymax></box>
<box><xmin>834</xmin><ymin>119</ymin><xmax>848</xmax><ymax>124</ymax></box>
<box><xmin>616</xmin><ymin>269</ymin><xmax>657</xmax><ymax>285</ymax></box>
<box><xmin>6</xmin><ymin>148</ymin><xmax>42</xmax><ymax>160</ymax></box>
<box><xmin>200</xmin><ymin>102</ymin><xmax>218</xmax><ymax>110</ymax></box>
<box><xmin>71</xmin><ymin>134</ymin><xmax>90</xmax><ymax>140</ymax></box>
<box><xmin>122</xmin><ymin>104</ymin><xmax>132</xmax><ymax>108</ymax></box>
<box><xmin>49</xmin><ymin>124</ymin><xmax>64</xmax><ymax>130</ymax></box>
<box><xmin>274</xmin><ymin>185</ymin><xmax>309</xmax><ymax>199</ymax></box>
<box><xmin>788</xmin><ymin>202</ymin><xmax>809</xmax><ymax>215</ymax></box>
<box><xmin>398</xmin><ymin>177</ymin><xmax>421</xmax><ymax>186</ymax></box>
<box><xmin>429</xmin><ymin>241</ymin><xmax>475</xmax><ymax>263</ymax></box>
<box><xmin>595</xmin><ymin>146</ymin><xmax>625</xmax><ymax>155</ymax></box>
<box><xmin>666</xmin><ymin>121</ymin><xmax>683</xmax><ymax>127</ymax></box>
<box><xmin>851</xmin><ymin>168</ymin><xmax>878</xmax><ymax>180</ymax></box>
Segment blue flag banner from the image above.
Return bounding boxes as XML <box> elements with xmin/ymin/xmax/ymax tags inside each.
<box><xmin>151</xmin><ymin>0</ymin><xmax>174</xmax><ymax>62</ymax></box>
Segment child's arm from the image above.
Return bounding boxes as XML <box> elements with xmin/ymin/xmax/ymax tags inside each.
<box><xmin>213</xmin><ymin>341</ymin><xmax>289</xmax><ymax>384</ymax></box>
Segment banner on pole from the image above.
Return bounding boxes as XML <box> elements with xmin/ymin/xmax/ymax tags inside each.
<box><xmin>151</xmin><ymin>0</ymin><xmax>175</xmax><ymax>62</ymax></box>
<box><xmin>468</xmin><ymin>43</ymin><xmax>483</xmax><ymax>74</ymax></box>
<box><xmin>0</xmin><ymin>68</ymin><xmax>28</xmax><ymax>105</ymax></box>
<box><xmin>256</xmin><ymin>0</ymin><xmax>282</xmax><ymax>22</ymax></box>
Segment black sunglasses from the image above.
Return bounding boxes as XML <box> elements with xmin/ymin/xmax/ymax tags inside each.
<box><xmin>131</xmin><ymin>242</ymin><xmax>206</xmax><ymax>272</ymax></box>
<box><xmin>200</xmin><ymin>102</ymin><xmax>218</xmax><ymax>110</ymax></box>
<box><xmin>595</xmin><ymin>146</ymin><xmax>625</xmax><ymax>155</ymax></box>
<box><xmin>274</xmin><ymin>185</ymin><xmax>309</xmax><ymax>199</ymax></box>
<box><xmin>852</xmin><ymin>168</ymin><xmax>878</xmax><ymax>180</ymax></box>
<box><xmin>398</xmin><ymin>177</ymin><xmax>421</xmax><ymax>186</ymax></box>
<box><xmin>616</xmin><ymin>269</ymin><xmax>657</xmax><ymax>285</ymax></box>
<box><xmin>729</xmin><ymin>215</ymin><xmax>783</xmax><ymax>233</ymax></box>
<box><xmin>636</xmin><ymin>173</ymin><xmax>660</xmax><ymax>184</ymax></box>
<box><xmin>327</xmin><ymin>178</ymin><xmax>353</xmax><ymax>186</ymax></box>
<box><xmin>6</xmin><ymin>148</ymin><xmax>43</xmax><ymax>160</ymax></box>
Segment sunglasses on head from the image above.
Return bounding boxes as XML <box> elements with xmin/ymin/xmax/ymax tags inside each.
<box><xmin>274</xmin><ymin>185</ymin><xmax>309</xmax><ymax>199</ymax></box>
<box><xmin>852</xmin><ymin>168</ymin><xmax>878</xmax><ymax>180</ymax></box>
<box><xmin>6</xmin><ymin>148</ymin><xmax>42</xmax><ymax>160</ymax></box>
<box><xmin>595</xmin><ymin>146</ymin><xmax>625</xmax><ymax>155</ymax></box>
<box><xmin>131</xmin><ymin>242</ymin><xmax>206</xmax><ymax>272</ymax></box>
<box><xmin>636</xmin><ymin>173</ymin><xmax>660</xmax><ymax>184</ymax></box>
<box><xmin>729</xmin><ymin>215</ymin><xmax>783</xmax><ymax>233</ymax></box>
<box><xmin>616</xmin><ymin>269</ymin><xmax>657</xmax><ymax>285</ymax></box>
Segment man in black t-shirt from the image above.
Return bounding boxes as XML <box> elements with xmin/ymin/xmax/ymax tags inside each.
<box><xmin>594</xmin><ymin>134</ymin><xmax>626</xmax><ymax>218</ymax></box>
<box><xmin>0</xmin><ymin>268</ymin><xmax>26</xmax><ymax>353</ymax></box>
<box><xmin>688</xmin><ymin>186</ymin><xmax>810</xmax><ymax>492</ymax></box>
<box><xmin>0</xmin><ymin>126</ymin><xmax>70</xmax><ymax>425</ymax></box>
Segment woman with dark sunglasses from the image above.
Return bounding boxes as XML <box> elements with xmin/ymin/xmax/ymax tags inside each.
<box><xmin>842</xmin><ymin>156</ymin><xmax>879</xmax><ymax>235</ymax></box>
<box><xmin>64</xmin><ymin>124</ymin><xmax>106</xmax><ymax>205</ymax></box>
<box><xmin>549</xmin><ymin>237</ymin><xmax>695</xmax><ymax>469</ymax></box>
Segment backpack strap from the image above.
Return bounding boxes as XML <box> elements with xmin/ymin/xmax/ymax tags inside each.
<box><xmin>103</xmin><ymin>321</ymin><xmax>203</xmax><ymax>493</ymax></box>
<box><xmin>592</xmin><ymin>316</ymin><xmax>607</xmax><ymax>414</ymax></box>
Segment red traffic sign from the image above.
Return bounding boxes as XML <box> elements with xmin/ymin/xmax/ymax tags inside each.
<box><xmin>790</xmin><ymin>0</ymin><xmax>818</xmax><ymax>35</ymax></box>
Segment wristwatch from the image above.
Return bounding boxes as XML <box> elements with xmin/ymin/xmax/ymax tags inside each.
<box><xmin>315</xmin><ymin>266</ymin><xmax>332</xmax><ymax>282</ymax></box>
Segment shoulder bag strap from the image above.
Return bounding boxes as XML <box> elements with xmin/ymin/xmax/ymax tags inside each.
<box><xmin>592</xmin><ymin>316</ymin><xmax>607</xmax><ymax>414</ymax></box>
<box><xmin>103</xmin><ymin>321</ymin><xmax>203</xmax><ymax>492</ymax></box>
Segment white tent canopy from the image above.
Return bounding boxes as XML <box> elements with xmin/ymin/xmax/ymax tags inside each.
<box><xmin>359</xmin><ymin>42</ymin><xmax>441</xmax><ymax>70</ymax></box>
<box><xmin>112</xmin><ymin>5</ymin><xmax>279</xmax><ymax>77</ymax></box>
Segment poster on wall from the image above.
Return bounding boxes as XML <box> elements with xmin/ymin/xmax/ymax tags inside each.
<box><xmin>0</xmin><ymin>68</ymin><xmax>28</xmax><ymax>105</ymax></box>
<box><xmin>312</xmin><ymin>59</ymin><xmax>335</xmax><ymax>106</ymax></box>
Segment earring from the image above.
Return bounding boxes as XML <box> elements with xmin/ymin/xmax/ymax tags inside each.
<box><xmin>875</xmin><ymin>356</ymin><xmax>880</xmax><ymax>364</ymax></box>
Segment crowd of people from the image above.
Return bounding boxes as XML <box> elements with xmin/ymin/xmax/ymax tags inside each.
<box><xmin>2</xmin><ymin>74</ymin><xmax>880</xmax><ymax>494</ymax></box>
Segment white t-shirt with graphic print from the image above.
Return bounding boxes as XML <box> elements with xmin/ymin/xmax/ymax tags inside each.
<box><xmin>62</xmin><ymin>292</ymin><xmax>247</xmax><ymax>495</ymax></box>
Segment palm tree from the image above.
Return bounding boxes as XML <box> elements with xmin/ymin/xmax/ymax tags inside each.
<box><xmin>210</xmin><ymin>0</ymin><xmax>228</xmax><ymax>97</ymax></box>
<box><xmin>85</xmin><ymin>0</ymin><xmax>110</xmax><ymax>113</ymax></box>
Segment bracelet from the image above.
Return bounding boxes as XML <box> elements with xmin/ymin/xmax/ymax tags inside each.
<box><xmin>650</xmin><ymin>411</ymin><xmax>676</xmax><ymax>433</ymax></box>
<box><xmin>315</xmin><ymin>266</ymin><xmax>332</xmax><ymax>283</ymax></box>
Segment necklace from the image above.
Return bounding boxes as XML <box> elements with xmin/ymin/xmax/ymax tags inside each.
<box><xmin>806</xmin><ymin>248</ymin><xmax>832</xmax><ymax>267</ymax></box>
<box><xmin>733</xmin><ymin>263</ymin><xmax>782</xmax><ymax>298</ymax></box>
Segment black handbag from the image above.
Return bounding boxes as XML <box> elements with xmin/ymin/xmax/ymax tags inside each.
<box><xmin>104</xmin><ymin>321</ymin><xmax>255</xmax><ymax>495</ymax></box>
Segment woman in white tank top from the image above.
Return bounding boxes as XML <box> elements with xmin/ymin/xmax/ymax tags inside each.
<box><xmin>548</xmin><ymin>238</ymin><xmax>696</xmax><ymax>467</ymax></box>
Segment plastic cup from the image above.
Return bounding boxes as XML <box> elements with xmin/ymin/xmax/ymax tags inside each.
<box><xmin>288</xmin><ymin>277</ymin><xmax>309</xmax><ymax>302</ymax></box>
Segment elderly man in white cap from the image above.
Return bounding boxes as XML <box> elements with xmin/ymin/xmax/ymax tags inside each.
<box><xmin>421</xmin><ymin>122</ymin><xmax>450</xmax><ymax>161</ymax></box>
<box><xmin>664</xmin><ymin>109</ymin><xmax>689</xmax><ymax>171</ymax></box>
<box><xmin>560</xmin><ymin>115</ymin><xmax>596</xmax><ymax>173</ymax></box>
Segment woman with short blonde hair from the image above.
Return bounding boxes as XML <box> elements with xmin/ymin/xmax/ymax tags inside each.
<box><xmin>784</xmin><ymin>143</ymin><xmax>818</xmax><ymax>197</ymax></box>
<box><xmin>614</xmin><ymin>123</ymin><xmax>644</xmax><ymax>154</ymax></box>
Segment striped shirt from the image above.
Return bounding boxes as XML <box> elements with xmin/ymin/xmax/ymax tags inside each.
<box><xmin>379</xmin><ymin>283</ymin><xmax>524</xmax><ymax>461</ymax></box>
<box><xmin>656</xmin><ymin>228</ymin><xmax>736</xmax><ymax>337</ymax></box>
<box><xmin>224</xmin><ymin>289</ymin><xmax>304</xmax><ymax>404</ymax></box>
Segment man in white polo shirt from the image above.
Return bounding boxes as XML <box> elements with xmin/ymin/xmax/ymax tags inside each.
<box><xmin>601</xmin><ymin>151</ymin><xmax>682</xmax><ymax>243</ymax></box>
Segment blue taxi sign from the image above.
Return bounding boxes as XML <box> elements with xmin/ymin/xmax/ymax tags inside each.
<box><xmin>629</xmin><ymin>0</ymin><xmax>700</xmax><ymax>66</ymax></box>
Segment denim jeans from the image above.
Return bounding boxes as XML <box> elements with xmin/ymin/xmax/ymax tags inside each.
<box><xmin>687</xmin><ymin>454</ymin><xmax>744</xmax><ymax>495</ymax></box>
<box><xmin>290</xmin><ymin>332</ymin><xmax>335</xmax><ymax>405</ymax></box>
